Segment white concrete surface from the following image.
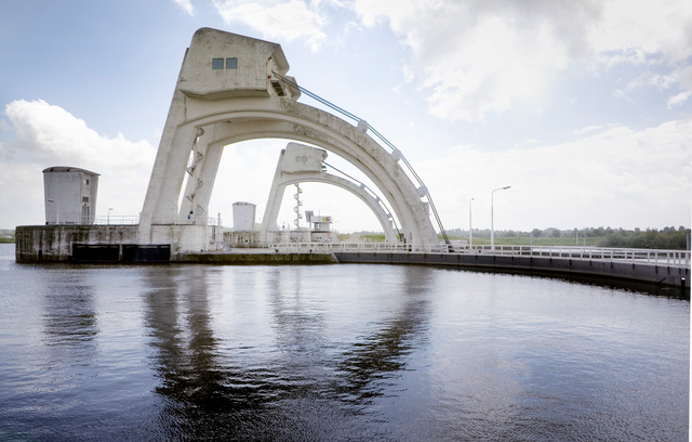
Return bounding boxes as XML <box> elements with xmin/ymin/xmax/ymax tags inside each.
<box><xmin>139</xmin><ymin>27</ymin><xmax>437</xmax><ymax>251</ymax></box>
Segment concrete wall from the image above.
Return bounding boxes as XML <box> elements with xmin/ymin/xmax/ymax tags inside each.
<box><xmin>223</xmin><ymin>230</ymin><xmax>313</xmax><ymax>247</ymax></box>
<box><xmin>333</xmin><ymin>251</ymin><xmax>690</xmax><ymax>288</ymax></box>
<box><xmin>224</xmin><ymin>231</ymin><xmax>260</xmax><ymax>248</ymax></box>
<box><xmin>178</xmin><ymin>252</ymin><xmax>337</xmax><ymax>264</ymax></box>
<box><xmin>177</xmin><ymin>28</ymin><xmax>294</xmax><ymax>100</ymax></box>
<box><xmin>16</xmin><ymin>224</ymin><xmax>211</xmax><ymax>262</ymax></box>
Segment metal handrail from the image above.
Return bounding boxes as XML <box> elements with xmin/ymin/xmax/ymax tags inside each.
<box><xmin>93</xmin><ymin>215</ymin><xmax>140</xmax><ymax>225</ymax></box>
<box><xmin>265</xmin><ymin>242</ymin><xmax>691</xmax><ymax>267</ymax></box>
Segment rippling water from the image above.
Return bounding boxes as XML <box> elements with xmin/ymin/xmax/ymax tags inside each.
<box><xmin>0</xmin><ymin>243</ymin><xmax>688</xmax><ymax>441</ymax></box>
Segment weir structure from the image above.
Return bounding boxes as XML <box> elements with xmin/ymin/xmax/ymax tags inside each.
<box><xmin>260</xmin><ymin>142</ymin><xmax>399</xmax><ymax>243</ymax></box>
<box><xmin>13</xmin><ymin>27</ymin><xmax>690</xmax><ymax>292</ymax></box>
<box><xmin>137</xmin><ymin>27</ymin><xmax>438</xmax><ymax>253</ymax></box>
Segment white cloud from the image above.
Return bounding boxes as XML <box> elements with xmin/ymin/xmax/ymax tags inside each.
<box><xmin>0</xmin><ymin>100</ymin><xmax>156</xmax><ymax>228</ymax></box>
<box><xmin>204</xmin><ymin>0</ymin><xmax>691</xmax><ymax>121</ymax></box>
<box><xmin>611</xmin><ymin>88</ymin><xmax>634</xmax><ymax>103</ymax></box>
<box><xmin>213</xmin><ymin>0</ymin><xmax>327</xmax><ymax>50</ymax></box>
<box><xmin>667</xmin><ymin>91</ymin><xmax>692</xmax><ymax>109</ymax></box>
<box><xmin>417</xmin><ymin>119</ymin><xmax>692</xmax><ymax>231</ymax></box>
<box><xmin>349</xmin><ymin>0</ymin><xmax>692</xmax><ymax>122</ymax></box>
<box><xmin>514</xmin><ymin>139</ymin><xmax>539</xmax><ymax>148</ymax></box>
<box><xmin>587</xmin><ymin>0</ymin><xmax>692</xmax><ymax>64</ymax></box>
<box><xmin>674</xmin><ymin>66</ymin><xmax>692</xmax><ymax>89</ymax></box>
<box><xmin>173</xmin><ymin>0</ymin><xmax>195</xmax><ymax>15</ymax></box>
<box><xmin>573</xmin><ymin>125</ymin><xmax>603</xmax><ymax>135</ymax></box>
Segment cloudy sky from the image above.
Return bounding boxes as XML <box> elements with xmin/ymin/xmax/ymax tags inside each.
<box><xmin>1</xmin><ymin>0</ymin><xmax>690</xmax><ymax>233</ymax></box>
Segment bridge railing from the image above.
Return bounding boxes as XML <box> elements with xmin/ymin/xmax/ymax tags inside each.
<box><xmin>267</xmin><ymin>243</ymin><xmax>691</xmax><ymax>267</ymax></box>
<box><xmin>93</xmin><ymin>216</ymin><xmax>140</xmax><ymax>225</ymax></box>
<box><xmin>472</xmin><ymin>245</ymin><xmax>691</xmax><ymax>267</ymax></box>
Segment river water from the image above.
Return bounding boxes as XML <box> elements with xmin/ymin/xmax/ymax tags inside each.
<box><xmin>0</xmin><ymin>244</ymin><xmax>688</xmax><ymax>441</ymax></box>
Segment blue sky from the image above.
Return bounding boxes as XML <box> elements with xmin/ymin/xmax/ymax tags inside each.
<box><xmin>1</xmin><ymin>0</ymin><xmax>690</xmax><ymax>233</ymax></box>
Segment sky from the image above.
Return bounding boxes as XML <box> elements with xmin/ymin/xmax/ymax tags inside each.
<box><xmin>0</xmin><ymin>0</ymin><xmax>691</xmax><ymax>234</ymax></box>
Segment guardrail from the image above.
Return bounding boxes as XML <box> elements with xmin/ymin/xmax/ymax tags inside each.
<box><xmin>267</xmin><ymin>243</ymin><xmax>691</xmax><ymax>267</ymax></box>
<box><xmin>91</xmin><ymin>216</ymin><xmax>225</xmax><ymax>226</ymax></box>
<box><xmin>93</xmin><ymin>216</ymin><xmax>140</xmax><ymax>225</ymax></box>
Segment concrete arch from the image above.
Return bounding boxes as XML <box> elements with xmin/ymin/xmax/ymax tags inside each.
<box><xmin>263</xmin><ymin>175</ymin><xmax>398</xmax><ymax>242</ymax></box>
<box><xmin>138</xmin><ymin>28</ymin><xmax>437</xmax><ymax>249</ymax></box>
<box><xmin>257</xmin><ymin>144</ymin><xmax>398</xmax><ymax>243</ymax></box>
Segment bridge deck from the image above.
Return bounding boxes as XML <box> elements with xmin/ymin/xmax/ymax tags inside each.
<box><xmin>268</xmin><ymin>243</ymin><xmax>690</xmax><ymax>289</ymax></box>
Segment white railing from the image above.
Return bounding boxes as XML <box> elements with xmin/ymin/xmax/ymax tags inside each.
<box><xmin>44</xmin><ymin>215</ymin><xmax>140</xmax><ymax>225</ymax></box>
<box><xmin>49</xmin><ymin>215</ymin><xmax>225</xmax><ymax>226</ymax></box>
<box><xmin>474</xmin><ymin>245</ymin><xmax>691</xmax><ymax>267</ymax></box>
<box><xmin>266</xmin><ymin>243</ymin><xmax>691</xmax><ymax>267</ymax></box>
<box><xmin>93</xmin><ymin>215</ymin><xmax>140</xmax><ymax>225</ymax></box>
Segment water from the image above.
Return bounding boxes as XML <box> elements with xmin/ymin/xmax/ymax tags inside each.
<box><xmin>0</xmin><ymin>243</ymin><xmax>688</xmax><ymax>441</ymax></box>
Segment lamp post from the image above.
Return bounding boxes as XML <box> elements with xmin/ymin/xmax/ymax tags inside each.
<box><xmin>469</xmin><ymin>197</ymin><xmax>474</xmax><ymax>248</ymax></box>
<box><xmin>107</xmin><ymin>208</ymin><xmax>114</xmax><ymax>225</ymax></box>
<box><xmin>491</xmin><ymin>186</ymin><xmax>511</xmax><ymax>251</ymax></box>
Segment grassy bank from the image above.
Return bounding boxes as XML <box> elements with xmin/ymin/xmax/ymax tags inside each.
<box><xmin>0</xmin><ymin>230</ymin><xmax>15</xmax><ymax>243</ymax></box>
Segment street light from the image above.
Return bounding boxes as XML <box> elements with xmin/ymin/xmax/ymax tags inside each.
<box><xmin>469</xmin><ymin>198</ymin><xmax>474</xmax><ymax>248</ymax></box>
<box><xmin>491</xmin><ymin>186</ymin><xmax>511</xmax><ymax>251</ymax></box>
<box><xmin>107</xmin><ymin>208</ymin><xmax>114</xmax><ymax>225</ymax></box>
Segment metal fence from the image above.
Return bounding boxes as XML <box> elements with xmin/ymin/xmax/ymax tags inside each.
<box><xmin>267</xmin><ymin>243</ymin><xmax>691</xmax><ymax>267</ymax></box>
<box><xmin>93</xmin><ymin>216</ymin><xmax>140</xmax><ymax>225</ymax></box>
<box><xmin>91</xmin><ymin>216</ymin><xmax>224</xmax><ymax>226</ymax></box>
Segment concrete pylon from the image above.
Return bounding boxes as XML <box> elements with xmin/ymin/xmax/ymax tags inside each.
<box><xmin>138</xmin><ymin>27</ymin><xmax>437</xmax><ymax>251</ymax></box>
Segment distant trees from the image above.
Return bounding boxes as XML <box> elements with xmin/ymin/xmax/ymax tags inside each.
<box><xmin>596</xmin><ymin>227</ymin><xmax>690</xmax><ymax>250</ymax></box>
<box><xmin>441</xmin><ymin>226</ymin><xmax>690</xmax><ymax>250</ymax></box>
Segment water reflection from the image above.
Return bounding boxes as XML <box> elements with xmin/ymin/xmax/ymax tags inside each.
<box><xmin>336</xmin><ymin>266</ymin><xmax>432</xmax><ymax>403</ymax></box>
<box><xmin>142</xmin><ymin>265</ymin><xmax>434</xmax><ymax>439</ymax></box>
<box><xmin>142</xmin><ymin>266</ymin><xmax>316</xmax><ymax>439</ymax></box>
<box><xmin>42</xmin><ymin>271</ymin><xmax>99</xmax><ymax>369</ymax></box>
<box><xmin>0</xmin><ymin>244</ymin><xmax>687</xmax><ymax>441</ymax></box>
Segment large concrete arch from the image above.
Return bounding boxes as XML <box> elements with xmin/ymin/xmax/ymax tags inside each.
<box><xmin>138</xmin><ymin>27</ymin><xmax>437</xmax><ymax>250</ymax></box>
<box><xmin>258</xmin><ymin>143</ymin><xmax>398</xmax><ymax>243</ymax></box>
<box><xmin>262</xmin><ymin>174</ymin><xmax>398</xmax><ymax>242</ymax></box>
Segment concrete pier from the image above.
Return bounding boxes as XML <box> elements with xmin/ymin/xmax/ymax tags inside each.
<box><xmin>332</xmin><ymin>250</ymin><xmax>690</xmax><ymax>289</ymax></box>
<box><xmin>15</xmin><ymin>224</ymin><xmax>207</xmax><ymax>262</ymax></box>
<box><xmin>14</xmin><ymin>225</ymin><xmax>336</xmax><ymax>265</ymax></box>
<box><xmin>14</xmin><ymin>225</ymin><xmax>689</xmax><ymax>289</ymax></box>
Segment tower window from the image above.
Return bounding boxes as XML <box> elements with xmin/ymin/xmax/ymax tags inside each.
<box><xmin>212</xmin><ymin>58</ymin><xmax>224</xmax><ymax>70</ymax></box>
<box><xmin>226</xmin><ymin>57</ymin><xmax>238</xmax><ymax>69</ymax></box>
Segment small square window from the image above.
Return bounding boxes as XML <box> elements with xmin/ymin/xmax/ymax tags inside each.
<box><xmin>212</xmin><ymin>58</ymin><xmax>224</xmax><ymax>69</ymax></box>
<box><xmin>226</xmin><ymin>57</ymin><xmax>238</xmax><ymax>69</ymax></box>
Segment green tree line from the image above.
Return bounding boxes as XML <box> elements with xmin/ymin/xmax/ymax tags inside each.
<box><xmin>444</xmin><ymin>226</ymin><xmax>690</xmax><ymax>250</ymax></box>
